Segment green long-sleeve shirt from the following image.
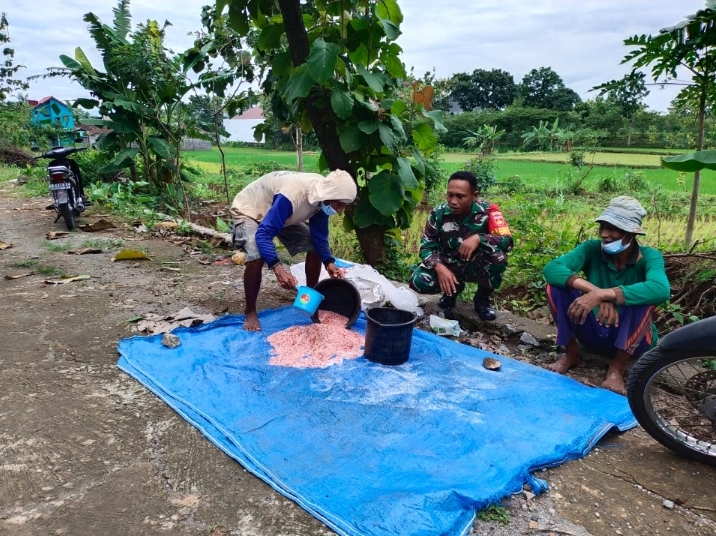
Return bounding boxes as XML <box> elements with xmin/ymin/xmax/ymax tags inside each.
<box><xmin>542</xmin><ymin>240</ymin><xmax>670</xmax><ymax>306</ymax></box>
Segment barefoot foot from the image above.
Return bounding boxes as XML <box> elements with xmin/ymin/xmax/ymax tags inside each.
<box><xmin>601</xmin><ymin>370</ymin><xmax>626</xmax><ymax>395</ymax></box>
<box><xmin>546</xmin><ymin>353</ymin><xmax>580</xmax><ymax>374</ymax></box>
<box><xmin>244</xmin><ymin>311</ymin><xmax>261</xmax><ymax>331</ymax></box>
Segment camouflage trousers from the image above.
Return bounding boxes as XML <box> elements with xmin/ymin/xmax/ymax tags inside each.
<box><xmin>409</xmin><ymin>250</ymin><xmax>508</xmax><ymax>295</ymax></box>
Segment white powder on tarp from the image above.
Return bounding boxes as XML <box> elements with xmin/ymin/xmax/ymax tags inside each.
<box><xmin>267</xmin><ymin>312</ymin><xmax>364</xmax><ymax>368</ymax></box>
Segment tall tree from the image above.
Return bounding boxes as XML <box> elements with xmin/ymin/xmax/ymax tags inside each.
<box><xmin>592</xmin><ymin>71</ymin><xmax>649</xmax><ymax>146</ymax></box>
<box><xmin>219</xmin><ymin>0</ymin><xmax>445</xmax><ymax>265</ymax></box>
<box><xmin>0</xmin><ymin>13</ymin><xmax>29</xmax><ymax>102</ymax></box>
<box><xmin>518</xmin><ymin>67</ymin><xmax>580</xmax><ymax>110</ymax></box>
<box><xmin>450</xmin><ymin>68</ymin><xmax>516</xmax><ymax>111</ymax></box>
<box><xmin>38</xmin><ymin>1</ymin><xmax>193</xmax><ymax>191</ymax></box>
<box><xmin>620</xmin><ymin>5</ymin><xmax>716</xmax><ymax>247</ymax></box>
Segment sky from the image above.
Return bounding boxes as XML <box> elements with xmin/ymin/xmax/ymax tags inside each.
<box><xmin>3</xmin><ymin>0</ymin><xmax>708</xmax><ymax>113</ymax></box>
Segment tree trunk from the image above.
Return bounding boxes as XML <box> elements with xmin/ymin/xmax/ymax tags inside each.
<box><xmin>215</xmin><ymin>116</ymin><xmax>230</xmax><ymax>205</ymax></box>
<box><xmin>627</xmin><ymin>118</ymin><xmax>633</xmax><ymax>147</ymax></box>
<box><xmin>296</xmin><ymin>126</ymin><xmax>304</xmax><ymax>171</ymax></box>
<box><xmin>684</xmin><ymin>86</ymin><xmax>706</xmax><ymax>248</ymax></box>
<box><xmin>354</xmin><ymin>225</ymin><xmax>387</xmax><ymax>266</ymax></box>
<box><xmin>277</xmin><ymin>0</ymin><xmax>385</xmax><ymax>263</ymax></box>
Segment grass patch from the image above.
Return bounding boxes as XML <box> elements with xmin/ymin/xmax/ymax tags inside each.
<box><xmin>42</xmin><ymin>240</ymin><xmax>74</xmax><ymax>252</ymax></box>
<box><xmin>476</xmin><ymin>504</ymin><xmax>510</xmax><ymax>525</ymax></box>
<box><xmin>80</xmin><ymin>237</ymin><xmax>125</xmax><ymax>250</ymax></box>
<box><xmin>8</xmin><ymin>259</ymin><xmax>64</xmax><ymax>276</ymax></box>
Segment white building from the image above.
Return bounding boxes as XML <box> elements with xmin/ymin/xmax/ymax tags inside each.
<box><xmin>223</xmin><ymin>106</ymin><xmax>265</xmax><ymax>143</ymax></box>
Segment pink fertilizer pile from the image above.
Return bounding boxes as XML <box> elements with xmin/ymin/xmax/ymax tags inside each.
<box><xmin>267</xmin><ymin>312</ymin><xmax>364</xmax><ymax>368</ymax></box>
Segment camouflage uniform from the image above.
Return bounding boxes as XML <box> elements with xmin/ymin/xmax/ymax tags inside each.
<box><xmin>409</xmin><ymin>200</ymin><xmax>513</xmax><ymax>296</ymax></box>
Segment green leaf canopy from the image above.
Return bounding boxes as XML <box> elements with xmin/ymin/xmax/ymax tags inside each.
<box><xmin>662</xmin><ymin>150</ymin><xmax>716</xmax><ymax>172</ymax></box>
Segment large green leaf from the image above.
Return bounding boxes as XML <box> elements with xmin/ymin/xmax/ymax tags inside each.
<box><xmin>228</xmin><ymin>3</ymin><xmax>250</xmax><ymax>35</ymax></box>
<box><xmin>396</xmin><ymin>157</ymin><xmax>419</xmax><ymax>190</ymax></box>
<box><xmin>353</xmin><ymin>197</ymin><xmax>393</xmax><ymax>228</ymax></box>
<box><xmin>73</xmin><ymin>98</ymin><xmax>99</xmax><ymax>110</ymax></box>
<box><xmin>390</xmin><ymin>115</ymin><xmax>406</xmax><ymax>140</ymax></box>
<box><xmin>74</xmin><ymin>47</ymin><xmax>97</xmax><ymax>76</ymax></box>
<box><xmin>378</xmin><ymin>123</ymin><xmax>399</xmax><ymax>150</ymax></box>
<box><xmin>412</xmin><ymin>122</ymin><xmax>437</xmax><ymax>153</ymax></box>
<box><xmin>358</xmin><ymin>119</ymin><xmax>380</xmax><ymax>134</ymax></box>
<box><xmin>307</xmin><ymin>38</ymin><xmax>340</xmax><ymax>84</ymax></box>
<box><xmin>148</xmin><ymin>137</ymin><xmax>173</xmax><ymax>159</ymax></box>
<box><xmin>357</xmin><ymin>65</ymin><xmax>385</xmax><ymax>93</ymax></box>
<box><xmin>381</xmin><ymin>50</ymin><xmax>406</xmax><ymax>78</ymax></box>
<box><xmin>282</xmin><ymin>65</ymin><xmax>315</xmax><ymax>103</ymax></box>
<box><xmin>98</xmin><ymin>148</ymin><xmax>139</xmax><ymax>173</ymax></box>
<box><xmin>368</xmin><ymin>171</ymin><xmax>404</xmax><ymax>216</ymax></box>
<box><xmin>391</xmin><ymin>100</ymin><xmax>408</xmax><ymax>116</ymax></box>
<box><xmin>379</xmin><ymin>19</ymin><xmax>401</xmax><ymax>40</ymax></box>
<box><xmin>272</xmin><ymin>51</ymin><xmax>293</xmax><ymax>77</ymax></box>
<box><xmin>59</xmin><ymin>54</ymin><xmax>84</xmax><ymax>72</ymax></box>
<box><xmin>661</xmin><ymin>150</ymin><xmax>716</xmax><ymax>172</ymax></box>
<box><xmin>348</xmin><ymin>44</ymin><xmax>369</xmax><ymax>68</ymax></box>
<box><xmin>330</xmin><ymin>89</ymin><xmax>353</xmax><ymax>120</ymax></box>
<box><xmin>377</xmin><ymin>0</ymin><xmax>404</xmax><ymax>25</ymax></box>
<box><xmin>258</xmin><ymin>22</ymin><xmax>285</xmax><ymax>51</ymax></box>
<box><xmin>339</xmin><ymin>125</ymin><xmax>365</xmax><ymax>153</ymax></box>
<box><xmin>422</xmin><ymin>110</ymin><xmax>447</xmax><ymax>133</ymax></box>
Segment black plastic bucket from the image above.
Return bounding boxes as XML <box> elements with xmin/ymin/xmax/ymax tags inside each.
<box><xmin>310</xmin><ymin>278</ymin><xmax>362</xmax><ymax>328</ymax></box>
<box><xmin>364</xmin><ymin>307</ymin><xmax>418</xmax><ymax>366</ymax></box>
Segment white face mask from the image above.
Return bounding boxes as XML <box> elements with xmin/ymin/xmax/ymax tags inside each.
<box><xmin>602</xmin><ymin>238</ymin><xmax>632</xmax><ymax>255</ymax></box>
<box><xmin>321</xmin><ymin>201</ymin><xmax>338</xmax><ymax>216</ymax></box>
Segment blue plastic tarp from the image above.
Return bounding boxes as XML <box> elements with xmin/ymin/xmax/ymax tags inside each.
<box><xmin>117</xmin><ymin>307</ymin><xmax>636</xmax><ymax>536</ymax></box>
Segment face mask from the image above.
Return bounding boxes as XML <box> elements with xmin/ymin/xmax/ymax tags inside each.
<box><xmin>321</xmin><ymin>201</ymin><xmax>338</xmax><ymax>216</ymax></box>
<box><xmin>602</xmin><ymin>238</ymin><xmax>631</xmax><ymax>255</ymax></box>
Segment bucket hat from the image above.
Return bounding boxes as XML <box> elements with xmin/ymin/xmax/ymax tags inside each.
<box><xmin>595</xmin><ymin>196</ymin><xmax>647</xmax><ymax>235</ymax></box>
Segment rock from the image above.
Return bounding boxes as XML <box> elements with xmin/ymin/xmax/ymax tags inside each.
<box><xmin>482</xmin><ymin>357</ymin><xmax>502</xmax><ymax>371</ymax></box>
<box><xmin>519</xmin><ymin>332</ymin><xmax>539</xmax><ymax>346</ymax></box>
<box><xmin>503</xmin><ymin>323</ymin><xmax>521</xmax><ymax>334</ymax></box>
<box><xmin>231</xmin><ymin>251</ymin><xmax>247</xmax><ymax>265</ymax></box>
<box><xmin>162</xmin><ymin>333</ymin><xmax>181</xmax><ymax>349</ymax></box>
<box><xmin>523</xmin><ymin>491</ymin><xmax>535</xmax><ymax>501</ymax></box>
<box><xmin>595</xmin><ymin>512</ymin><xmax>601</xmax><ymax>518</ymax></box>
<box><xmin>530</xmin><ymin>514</ymin><xmax>539</xmax><ymax>521</ymax></box>
<box><xmin>662</xmin><ymin>499</ymin><xmax>674</xmax><ymax>509</ymax></box>
<box><xmin>528</xmin><ymin>521</ymin><xmax>538</xmax><ymax>530</ymax></box>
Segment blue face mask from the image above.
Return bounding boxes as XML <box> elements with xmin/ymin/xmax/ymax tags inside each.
<box><xmin>602</xmin><ymin>238</ymin><xmax>631</xmax><ymax>255</ymax></box>
<box><xmin>321</xmin><ymin>201</ymin><xmax>338</xmax><ymax>216</ymax></box>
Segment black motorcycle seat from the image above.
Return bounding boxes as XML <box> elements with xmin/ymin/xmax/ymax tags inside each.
<box><xmin>658</xmin><ymin>314</ymin><xmax>716</xmax><ymax>353</ymax></box>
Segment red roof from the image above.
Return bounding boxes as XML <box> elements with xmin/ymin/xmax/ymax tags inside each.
<box><xmin>30</xmin><ymin>96</ymin><xmax>64</xmax><ymax>108</ymax></box>
<box><xmin>231</xmin><ymin>106</ymin><xmax>264</xmax><ymax>120</ymax></box>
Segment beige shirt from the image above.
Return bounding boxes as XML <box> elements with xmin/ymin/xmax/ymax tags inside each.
<box><xmin>230</xmin><ymin>171</ymin><xmax>324</xmax><ymax>226</ymax></box>
<box><xmin>230</xmin><ymin>169</ymin><xmax>357</xmax><ymax>227</ymax></box>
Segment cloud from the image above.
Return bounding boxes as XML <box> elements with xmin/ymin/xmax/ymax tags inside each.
<box><xmin>3</xmin><ymin>0</ymin><xmax>707</xmax><ymax>112</ymax></box>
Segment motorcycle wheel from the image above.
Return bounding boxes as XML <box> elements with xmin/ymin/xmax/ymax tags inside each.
<box><xmin>627</xmin><ymin>346</ymin><xmax>716</xmax><ymax>466</ymax></box>
<box><xmin>59</xmin><ymin>202</ymin><xmax>75</xmax><ymax>231</ymax></box>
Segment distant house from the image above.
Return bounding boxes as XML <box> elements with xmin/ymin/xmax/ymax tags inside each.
<box><xmin>29</xmin><ymin>96</ymin><xmax>76</xmax><ymax>146</ymax></box>
<box><xmin>224</xmin><ymin>106</ymin><xmax>265</xmax><ymax>143</ymax></box>
<box><xmin>30</xmin><ymin>96</ymin><xmax>75</xmax><ymax>130</ymax></box>
<box><xmin>74</xmin><ymin>124</ymin><xmax>111</xmax><ymax>147</ymax></box>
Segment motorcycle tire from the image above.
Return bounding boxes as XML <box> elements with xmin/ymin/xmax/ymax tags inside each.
<box><xmin>60</xmin><ymin>202</ymin><xmax>75</xmax><ymax>231</ymax></box>
<box><xmin>627</xmin><ymin>345</ymin><xmax>716</xmax><ymax>466</ymax></box>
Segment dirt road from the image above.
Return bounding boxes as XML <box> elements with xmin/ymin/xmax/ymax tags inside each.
<box><xmin>1</xmin><ymin>192</ymin><xmax>715</xmax><ymax>536</ymax></box>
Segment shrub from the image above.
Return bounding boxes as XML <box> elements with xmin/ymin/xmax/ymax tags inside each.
<box><xmin>464</xmin><ymin>154</ymin><xmax>497</xmax><ymax>193</ymax></box>
<box><xmin>498</xmin><ymin>175</ymin><xmax>525</xmax><ymax>195</ymax></box>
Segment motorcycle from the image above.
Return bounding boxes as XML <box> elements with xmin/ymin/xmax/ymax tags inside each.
<box><xmin>35</xmin><ymin>146</ymin><xmax>88</xmax><ymax>231</ymax></box>
<box><xmin>626</xmin><ymin>315</ymin><xmax>716</xmax><ymax>466</ymax></box>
